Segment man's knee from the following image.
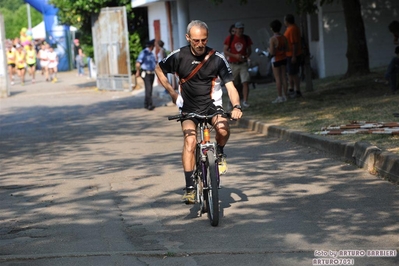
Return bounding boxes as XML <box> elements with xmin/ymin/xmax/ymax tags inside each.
<box><xmin>215</xmin><ymin>120</ymin><xmax>230</xmax><ymax>137</ymax></box>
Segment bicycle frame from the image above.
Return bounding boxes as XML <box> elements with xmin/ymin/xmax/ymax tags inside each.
<box><xmin>195</xmin><ymin>118</ymin><xmax>220</xmax><ymax>219</ymax></box>
<box><xmin>168</xmin><ymin>110</ymin><xmax>228</xmax><ymax>226</ymax></box>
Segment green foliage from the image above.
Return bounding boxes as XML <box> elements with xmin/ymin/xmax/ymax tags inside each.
<box><xmin>129</xmin><ymin>33</ymin><xmax>142</xmax><ymax>74</ymax></box>
<box><xmin>286</xmin><ymin>0</ymin><xmax>336</xmax><ymax>14</ymax></box>
<box><xmin>0</xmin><ymin>0</ymin><xmax>24</xmax><ymax>11</ymax></box>
<box><xmin>1</xmin><ymin>3</ymin><xmax>43</xmax><ymax>39</ymax></box>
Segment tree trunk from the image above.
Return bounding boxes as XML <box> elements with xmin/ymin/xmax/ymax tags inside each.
<box><xmin>341</xmin><ymin>0</ymin><xmax>370</xmax><ymax>77</ymax></box>
<box><xmin>300</xmin><ymin>14</ymin><xmax>313</xmax><ymax>91</ymax></box>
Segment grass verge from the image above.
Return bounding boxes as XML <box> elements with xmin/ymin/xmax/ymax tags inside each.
<box><xmin>227</xmin><ymin>67</ymin><xmax>399</xmax><ymax>154</ymax></box>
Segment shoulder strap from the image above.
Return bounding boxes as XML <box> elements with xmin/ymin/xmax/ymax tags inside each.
<box><xmin>179</xmin><ymin>49</ymin><xmax>215</xmax><ymax>85</ymax></box>
<box><xmin>228</xmin><ymin>34</ymin><xmax>234</xmax><ymax>50</ymax></box>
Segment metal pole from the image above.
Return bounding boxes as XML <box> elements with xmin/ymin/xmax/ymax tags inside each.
<box><xmin>27</xmin><ymin>4</ymin><xmax>32</xmax><ymax>29</ymax></box>
<box><xmin>0</xmin><ymin>14</ymin><xmax>10</xmax><ymax>98</ymax></box>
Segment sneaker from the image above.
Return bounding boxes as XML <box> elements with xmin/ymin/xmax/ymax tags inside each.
<box><xmin>218</xmin><ymin>154</ymin><xmax>228</xmax><ymax>175</ymax></box>
<box><xmin>52</xmin><ymin>77</ymin><xmax>58</xmax><ymax>83</ymax></box>
<box><xmin>242</xmin><ymin>101</ymin><xmax>250</xmax><ymax>108</ymax></box>
<box><xmin>272</xmin><ymin>96</ymin><xmax>284</xmax><ymax>104</ymax></box>
<box><xmin>282</xmin><ymin>95</ymin><xmax>287</xmax><ymax>102</ymax></box>
<box><xmin>288</xmin><ymin>89</ymin><xmax>295</xmax><ymax>96</ymax></box>
<box><xmin>182</xmin><ymin>189</ymin><xmax>196</xmax><ymax>204</ymax></box>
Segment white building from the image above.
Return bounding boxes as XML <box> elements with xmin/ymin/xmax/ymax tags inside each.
<box><xmin>131</xmin><ymin>0</ymin><xmax>399</xmax><ymax>78</ymax></box>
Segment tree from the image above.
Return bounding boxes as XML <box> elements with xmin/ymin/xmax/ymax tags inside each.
<box><xmin>0</xmin><ymin>2</ymin><xmax>42</xmax><ymax>39</ymax></box>
<box><xmin>340</xmin><ymin>0</ymin><xmax>369</xmax><ymax>77</ymax></box>
<box><xmin>288</xmin><ymin>0</ymin><xmax>369</xmax><ymax>78</ymax></box>
<box><xmin>0</xmin><ymin>0</ymin><xmax>24</xmax><ymax>11</ymax></box>
<box><xmin>50</xmin><ymin>0</ymin><xmax>148</xmax><ymax>72</ymax></box>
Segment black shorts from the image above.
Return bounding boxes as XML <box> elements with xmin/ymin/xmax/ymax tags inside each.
<box><xmin>28</xmin><ymin>63</ymin><xmax>36</xmax><ymax>67</ymax></box>
<box><xmin>273</xmin><ymin>59</ymin><xmax>287</xmax><ymax>68</ymax></box>
<box><xmin>8</xmin><ymin>63</ymin><xmax>15</xmax><ymax>68</ymax></box>
<box><xmin>286</xmin><ymin>54</ymin><xmax>303</xmax><ymax>75</ymax></box>
<box><xmin>181</xmin><ymin>105</ymin><xmax>224</xmax><ymax>126</ymax></box>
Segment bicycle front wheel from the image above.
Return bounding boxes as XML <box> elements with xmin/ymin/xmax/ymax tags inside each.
<box><xmin>205</xmin><ymin>150</ymin><xmax>219</xmax><ymax>226</ymax></box>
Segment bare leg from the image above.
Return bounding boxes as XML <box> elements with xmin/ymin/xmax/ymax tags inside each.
<box><xmin>213</xmin><ymin>115</ymin><xmax>230</xmax><ymax>147</ymax></box>
<box><xmin>281</xmin><ymin>65</ymin><xmax>288</xmax><ymax>96</ymax></box>
<box><xmin>181</xmin><ymin>120</ymin><xmax>197</xmax><ymax>172</ymax></box>
<box><xmin>272</xmin><ymin>66</ymin><xmax>282</xmax><ymax>97</ymax></box>
<box><xmin>8</xmin><ymin>66</ymin><xmax>14</xmax><ymax>84</ymax></box>
<box><xmin>242</xmin><ymin>82</ymin><xmax>249</xmax><ymax>102</ymax></box>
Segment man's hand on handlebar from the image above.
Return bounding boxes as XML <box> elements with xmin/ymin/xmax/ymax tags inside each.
<box><xmin>230</xmin><ymin>107</ymin><xmax>242</xmax><ymax>120</ymax></box>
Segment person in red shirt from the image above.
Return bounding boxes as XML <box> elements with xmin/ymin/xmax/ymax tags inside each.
<box><xmin>269</xmin><ymin>19</ymin><xmax>288</xmax><ymax>104</ymax></box>
<box><xmin>284</xmin><ymin>14</ymin><xmax>303</xmax><ymax>98</ymax></box>
<box><xmin>223</xmin><ymin>22</ymin><xmax>253</xmax><ymax>107</ymax></box>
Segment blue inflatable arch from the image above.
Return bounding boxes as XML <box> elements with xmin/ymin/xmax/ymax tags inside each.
<box><xmin>24</xmin><ymin>0</ymin><xmax>71</xmax><ymax>71</ymax></box>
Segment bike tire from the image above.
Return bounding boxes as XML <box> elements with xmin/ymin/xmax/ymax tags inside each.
<box><xmin>205</xmin><ymin>150</ymin><xmax>219</xmax><ymax>226</ymax></box>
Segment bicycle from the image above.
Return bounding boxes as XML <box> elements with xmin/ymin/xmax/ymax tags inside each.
<box><xmin>168</xmin><ymin>109</ymin><xmax>230</xmax><ymax>226</ymax></box>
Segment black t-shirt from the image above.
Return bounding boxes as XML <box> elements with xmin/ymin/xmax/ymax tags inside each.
<box><xmin>74</xmin><ymin>44</ymin><xmax>81</xmax><ymax>56</ymax></box>
<box><xmin>158</xmin><ymin>45</ymin><xmax>233</xmax><ymax>113</ymax></box>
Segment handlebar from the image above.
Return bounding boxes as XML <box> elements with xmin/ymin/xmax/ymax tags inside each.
<box><xmin>168</xmin><ymin>110</ymin><xmax>231</xmax><ymax>121</ymax></box>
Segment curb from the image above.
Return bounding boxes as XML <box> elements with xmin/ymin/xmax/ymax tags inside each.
<box><xmin>236</xmin><ymin>118</ymin><xmax>399</xmax><ymax>184</ymax></box>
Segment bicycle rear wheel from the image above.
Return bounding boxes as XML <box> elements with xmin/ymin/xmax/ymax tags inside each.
<box><xmin>205</xmin><ymin>150</ymin><xmax>219</xmax><ymax>226</ymax></box>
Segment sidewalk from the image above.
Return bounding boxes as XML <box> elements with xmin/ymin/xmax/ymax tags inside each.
<box><xmin>3</xmin><ymin>70</ymin><xmax>399</xmax><ymax>184</ymax></box>
<box><xmin>235</xmin><ymin>118</ymin><xmax>399</xmax><ymax>183</ymax></box>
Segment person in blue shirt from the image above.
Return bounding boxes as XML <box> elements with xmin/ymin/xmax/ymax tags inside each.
<box><xmin>385</xmin><ymin>46</ymin><xmax>399</xmax><ymax>94</ymax></box>
<box><xmin>136</xmin><ymin>39</ymin><xmax>157</xmax><ymax>110</ymax></box>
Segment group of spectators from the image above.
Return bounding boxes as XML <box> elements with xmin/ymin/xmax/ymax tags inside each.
<box><xmin>223</xmin><ymin>14</ymin><xmax>303</xmax><ymax>105</ymax></box>
<box><xmin>6</xmin><ymin>28</ymin><xmax>59</xmax><ymax>85</ymax></box>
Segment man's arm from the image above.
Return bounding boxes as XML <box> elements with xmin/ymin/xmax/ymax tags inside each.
<box><xmin>135</xmin><ymin>61</ymin><xmax>141</xmax><ymax>78</ymax></box>
<box><xmin>155</xmin><ymin>64</ymin><xmax>179</xmax><ymax>103</ymax></box>
<box><xmin>223</xmin><ymin>44</ymin><xmax>239</xmax><ymax>60</ymax></box>
<box><xmin>246</xmin><ymin>44</ymin><xmax>252</xmax><ymax>58</ymax></box>
<box><xmin>224</xmin><ymin>81</ymin><xmax>243</xmax><ymax>120</ymax></box>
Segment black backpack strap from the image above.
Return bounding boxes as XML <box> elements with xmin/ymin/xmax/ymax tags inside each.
<box><xmin>228</xmin><ymin>34</ymin><xmax>234</xmax><ymax>51</ymax></box>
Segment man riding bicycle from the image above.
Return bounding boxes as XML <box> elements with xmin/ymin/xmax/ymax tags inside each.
<box><xmin>155</xmin><ymin>20</ymin><xmax>243</xmax><ymax>203</ymax></box>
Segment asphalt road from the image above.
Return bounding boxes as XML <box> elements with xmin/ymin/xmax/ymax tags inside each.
<box><xmin>0</xmin><ymin>72</ymin><xmax>398</xmax><ymax>265</ymax></box>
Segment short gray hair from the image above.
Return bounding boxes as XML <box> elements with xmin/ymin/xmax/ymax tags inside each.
<box><xmin>186</xmin><ymin>20</ymin><xmax>208</xmax><ymax>36</ymax></box>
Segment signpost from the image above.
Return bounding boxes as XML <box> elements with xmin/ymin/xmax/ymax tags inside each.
<box><xmin>0</xmin><ymin>13</ymin><xmax>10</xmax><ymax>98</ymax></box>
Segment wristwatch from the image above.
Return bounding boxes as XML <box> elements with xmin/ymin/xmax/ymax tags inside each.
<box><xmin>233</xmin><ymin>105</ymin><xmax>242</xmax><ymax>111</ymax></box>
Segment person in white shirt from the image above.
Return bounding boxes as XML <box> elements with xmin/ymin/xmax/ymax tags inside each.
<box><xmin>47</xmin><ymin>45</ymin><xmax>58</xmax><ymax>83</ymax></box>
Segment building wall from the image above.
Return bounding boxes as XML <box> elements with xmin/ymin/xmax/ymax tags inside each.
<box><xmin>136</xmin><ymin>0</ymin><xmax>399</xmax><ymax>79</ymax></box>
<box><xmin>147</xmin><ymin>2</ymin><xmax>171</xmax><ymax>50</ymax></box>
<box><xmin>313</xmin><ymin>0</ymin><xmax>399</xmax><ymax>78</ymax></box>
